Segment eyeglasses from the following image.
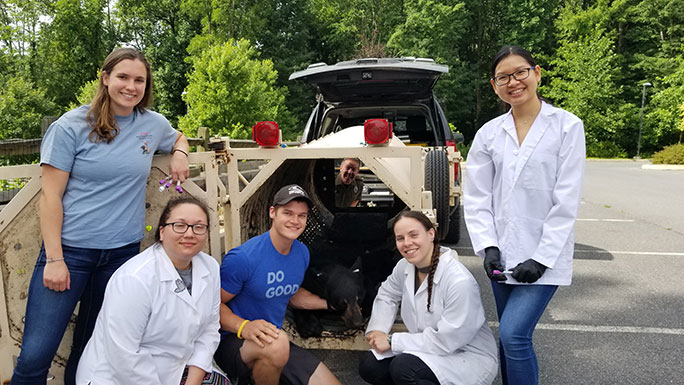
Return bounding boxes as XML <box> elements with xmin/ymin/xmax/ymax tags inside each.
<box><xmin>492</xmin><ymin>67</ymin><xmax>535</xmax><ymax>86</ymax></box>
<box><xmin>163</xmin><ymin>222</ymin><xmax>208</xmax><ymax>235</ymax></box>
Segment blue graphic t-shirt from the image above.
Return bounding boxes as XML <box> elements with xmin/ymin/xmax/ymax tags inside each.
<box><xmin>220</xmin><ymin>232</ymin><xmax>310</xmax><ymax>331</ymax></box>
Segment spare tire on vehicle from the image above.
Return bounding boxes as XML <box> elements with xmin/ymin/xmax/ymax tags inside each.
<box><xmin>443</xmin><ymin>205</ymin><xmax>460</xmax><ymax>244</ymax></box>
<box><xmin>424</xmin><ymin>149</ymin><xmax>450</xmax><ymax>240</ymax></box>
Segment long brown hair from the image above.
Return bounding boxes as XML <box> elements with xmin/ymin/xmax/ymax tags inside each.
<box><xmin>87</xmin><ymin>48</ymin><xmax>153</xmax><ymax>143</ymax></box>
<box><xmin>392</xmin><ymin>211</ymin><xmax>441</xmax><ymax>312</ymax></box>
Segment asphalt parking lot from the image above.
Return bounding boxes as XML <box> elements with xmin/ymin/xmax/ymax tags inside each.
<box><xmin>313</xmin><ymin>160</ymin><xmax>684</xmax><ymax>385</ymax></box>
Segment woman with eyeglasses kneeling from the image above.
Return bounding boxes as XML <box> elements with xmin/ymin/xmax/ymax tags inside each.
<box><xmin>76</xmin><ymin>197</ymin><xmax>230</xmax><ymax>385</ymax></box>
<box><xmin>359</xmin><ymin>211</ymin><xmax>498</xmax><ymax>385</ymax></box>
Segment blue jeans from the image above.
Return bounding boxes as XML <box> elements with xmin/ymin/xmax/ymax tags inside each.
<box><xmin>11</xmin><ymin>242</ymin><xmax>140</xmax><ymax>385</ymax></box>
<box><xmin>491</xmin><ymin>282</ymin><xmax>558</xmax><ymax>385</ymax></box>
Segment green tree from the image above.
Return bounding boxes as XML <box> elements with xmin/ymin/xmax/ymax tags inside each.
<box><xmin>117</xmin><ymin>0</ymin><xmax>201</xmax><ymax>127</ymax></box>
<box><xmin>387</xmin><ymin>0</ymin><xmax>480</xmax><ymax>136</ymax></box>
<box><xmin>646</xmin><ymin>58</ymin><xmax>684</xmax><ymax>150</ymax></box>
<box><xmin>0</xmin><ymin>75</ymin><xmax>56</xmax><ymax>139</ymax></box>
<box><xmin>497</xmin><ymin>0</ymin><xmax>562</xmax><ymax>60</ymax></box>
<box><xmin>311</xmin><ymin>0</ymin><xmax>404</xmax><ymax>62</ymax></box>
<box><xmin>1</xmin><ymin>0</ymin><xmax>53</xmax><ymax>80</ymax></box>
<box><xmin>179</xmin><ymin>38</ymin><xmax>292</xmax><ymax>139</ymax></box>
<box><xmin>250</xmin><ymin>0</ymin><xmax>324</xmax><ymax>133</ymax></box>
<box><xmin>68</xmin><ymin>76</ymin><xmax>99</xmax><ymax>109</ymax></box>
<box><xmin>545</xmin><ymin>26</ymin><xmax>629</xmax><ymax>156</ymax></box>
<box><xmin>679</xmin><ymin>102</ymin><xmax>684</xmax><ymax>144</ymax></box>
<box><xmin>34</xmin><ymin>0</ymin><xmax>111</xmax><ymax>109</ymax></box>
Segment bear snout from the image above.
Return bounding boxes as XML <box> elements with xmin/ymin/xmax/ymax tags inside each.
<box><xmin>341</xmin><ymin>299</ymin><xmax>364</xmax><ymax>328</ymax></box>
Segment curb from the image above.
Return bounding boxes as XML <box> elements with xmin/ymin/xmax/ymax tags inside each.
<box><xmin>586</xmin><ymin>158</ymin><xmax>645</xmax><ymax>162</ymax></box>
<box><xmin>642</xmin><ymin>164</ymin><xmax>684</xmax><ymax>170</ymax></box>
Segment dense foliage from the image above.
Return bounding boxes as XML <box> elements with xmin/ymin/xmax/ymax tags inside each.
<box><xmin>179</xmin><ymin>38</ymin><xmax>293</xmax><ymax>139</ymax></box>
<box><xmin>1</xmin><ymin>0</ymin><xmax>683</xmax><ymax>158</ymax></box>
<box><xmin>651</xmin><ymin>143</ymin><xmax>684</xmax><ymax>164</ymax></box>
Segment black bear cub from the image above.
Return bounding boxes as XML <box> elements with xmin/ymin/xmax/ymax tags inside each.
<box><xmin>293</xmin><ymin>259</ymin><xmax>365</xmax><ymax>338</ymax></box>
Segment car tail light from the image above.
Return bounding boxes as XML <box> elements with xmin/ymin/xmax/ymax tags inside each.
<box><xmin>364</xmin><ymin>119</ymin><xmax>393</xmax><ymax>145</ymax></box>
<box><xmin>446</xmin><ymin>139</ymin><xmax>459</xmax><ymax>181</ymax></box>
<box><xmin>253</xmin><ymin>121</ymin><xmax>280</xmax><ymax>147</ymax></box>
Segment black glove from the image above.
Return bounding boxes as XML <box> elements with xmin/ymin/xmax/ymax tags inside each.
<box><xmin>484</xmin><ymin>247</ymin><xmax>507</xmax><ymax>281</ymax></box>
<box><xmin>511</xmin><ymin>259</ymin><xmax>547</xmax><ymax>283</ymax></box>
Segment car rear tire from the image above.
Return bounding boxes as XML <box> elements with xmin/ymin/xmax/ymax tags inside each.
<box><xmin>425</xmin><ymin>150</ymin><xmax>450</xmax><ymax>240</ymax></box>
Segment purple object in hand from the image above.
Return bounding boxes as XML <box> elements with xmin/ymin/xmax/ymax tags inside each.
<box><xmin>175</xmin><ymin>181</ymin><xmax>183</xmax><ymax>194</ymax></box>
<box><xmin>493</xmin><ymin>269</ymin><xmax>502</xmax><ymax>275</ymax></box>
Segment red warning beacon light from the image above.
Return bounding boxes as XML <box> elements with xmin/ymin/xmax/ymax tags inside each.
<box><xmin>252</xmin><ymin>121</ymin><xmax>280</xmax><ymax>147</ymax></box>
<box><xmin>364</xmin><ymin>119</ymin><xmax>393</xmax><ymax>145</ymax></box>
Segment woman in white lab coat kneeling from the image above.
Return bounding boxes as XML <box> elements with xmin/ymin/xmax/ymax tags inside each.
<box><xmin>360</xmin><ymin>211</ymin><xmax>498</xmax><ymax>385</ymax></box>
<box><xmin>76</xmin><ymin>197</ymin><xmax>230</xmax><ymax>385</ymax></box>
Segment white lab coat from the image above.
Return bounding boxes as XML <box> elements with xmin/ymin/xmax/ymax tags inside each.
<box><xmin>464</xmin><ymin>101</ymin><xmax>585</xmax><ymax>285</ymax></box>
<box><xmin>76</xmin><ymin>244</ymin><xmax>221</xmax><ymax>385</ymax></box>
<box><xmin>366</xmin><ymin>247</ymin><xmax>498</xmax><ymax>385</ymax></box>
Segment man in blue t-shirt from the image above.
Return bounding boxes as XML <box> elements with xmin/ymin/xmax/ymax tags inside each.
<box><xmin>215</xmin><ymin>184</ymin><xmax>342</xmax><ymax>385</ymax></box>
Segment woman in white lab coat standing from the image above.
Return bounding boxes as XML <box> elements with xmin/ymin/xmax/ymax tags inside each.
<box><xmin>76</xmin><ymin>197</ymin><xmax>230</xmax><ymax>385</ymax></box>
<box><xmin>359</xmin><ymin>211</ymin><xmax>498</xmax><ymax>385</ymax></box>
<box><xmin>464</xmin><ymin>45</ymin><xmax>585</xmax><ymax>385</ymax></box>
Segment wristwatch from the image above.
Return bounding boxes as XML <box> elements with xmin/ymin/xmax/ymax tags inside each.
<box><xmin>387</xmin><ymin>333</ymin><xmax>393</xmax><ymax>345</ymax></box>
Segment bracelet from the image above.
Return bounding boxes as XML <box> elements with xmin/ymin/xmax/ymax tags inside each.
<box><xmin>46</xmin><ymin>258</ymin><xmax>65</xmax><ymax>263</ymax></box>
<box><xmin>237</xmin><ymin>320</ymin><xmax>249</xmax><ymax>339</ymax></box>
<box><xmin>172</xmin><ymin>148</ymin><xmax>189</xmax><ymax>157</ymax></box>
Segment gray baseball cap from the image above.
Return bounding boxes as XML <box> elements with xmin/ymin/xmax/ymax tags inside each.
<box><xmin>272</xmin><ymin>184</ymin><xmax>313</xmax><ymax>208</ymax></box>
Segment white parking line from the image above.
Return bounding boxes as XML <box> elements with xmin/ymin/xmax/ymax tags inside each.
<box><xmin>454</xmin><ymin>248</ymin><xmax>684</xmax><ymax>257</ymax></box>
<box><xmin>488</xmin><ymin>322</ymin><xmax>684</xmax><ymax>336</ymax></box>
<box><xmin>577</xmin><ymin>218</ymin><xmax>635</xmax><ymax>222</ymax></box>
<box><xmin>574</xmin><ymin>250</ymin><xmax>684</xmax><ymax>256</ymax></box>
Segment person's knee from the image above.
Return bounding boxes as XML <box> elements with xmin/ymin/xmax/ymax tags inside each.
<box><xmin>388</xmin><ymin>355</ymin><xmax>412</xmax><ymax>381</ymax></box>
<box><xmin>255</xmin><ymin>331</ymin><xmax>290</xmax><ymax>369</ymax></box>
<box><xmin>308</xmin><ymin>362</ymin><xmax>341</xmax><ymax>385</ymax></box>
<box><xmin>13</xmin><ymin>351</ymin><xmax>52</xmax><ymax>380</ymax></box>
<box><xmin>14</xmin><ymin>341</ymin><xmax>53</xmax><ymax>373</ymax></box>
<box><xmin>389</xmin><ymin>354</ymin><xmax>432</xmax><ymax>384</ymax></box>
<box><xmin>358</xmin><ymin>351</ymin><xmax>380</xmax><ymax>382</ymax></box>
<box><xmin>498</xmin><ymin>322</ymin><xmax>532</xmax><ymax>353</ymax></box>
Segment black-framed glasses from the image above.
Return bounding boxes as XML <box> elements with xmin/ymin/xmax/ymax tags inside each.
<box><xmin>492</xmin><ymin>67</ymin><xmax>535</xmax><ymax>86</ymax></box>
<box><xmin>163</xmin><ymin>222</ymin><xmax>208</xmax><ymax>235</ymax></box>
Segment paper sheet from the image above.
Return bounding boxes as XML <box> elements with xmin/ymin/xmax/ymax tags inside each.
<box><xmin>370</xmin><ymin>348</ymin><xmax>395</xmax><ymax>360</ymax></box>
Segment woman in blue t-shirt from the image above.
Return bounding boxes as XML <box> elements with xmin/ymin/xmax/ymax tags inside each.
<box><xmin>11</xmin><ymin>47</ymin><xmax>190</xmax><ymax>385</ymax></box>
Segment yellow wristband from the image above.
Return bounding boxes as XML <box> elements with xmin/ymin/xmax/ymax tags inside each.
<box><xmin>237</xmin><ymin>320</ymin><xmax>249</xmax><ymax>339</ymax></box>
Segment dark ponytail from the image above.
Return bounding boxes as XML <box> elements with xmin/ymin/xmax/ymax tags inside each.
<box><xmin>425</xmin><ymin>237</ymin><xmax>440</xmax><ymax>313</ymax></box>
